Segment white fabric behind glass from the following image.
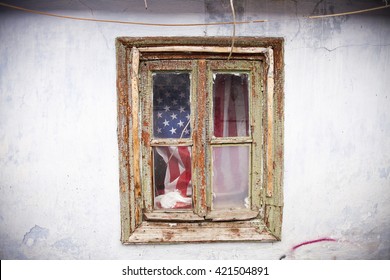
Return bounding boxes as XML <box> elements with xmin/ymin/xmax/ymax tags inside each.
<box><xmin>212</xmin><ymin>145</ymin><xmax>250</xmax><ymax>209</ymax></box>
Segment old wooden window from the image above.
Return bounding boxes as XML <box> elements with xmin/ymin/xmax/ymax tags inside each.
<box><xmin>116</xmin><ymin>37</ymin><xmax>284</xmax><ymax>243</ymax></box>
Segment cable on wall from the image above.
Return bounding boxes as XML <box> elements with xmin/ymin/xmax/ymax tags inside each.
<box><xmin>0</xmin><ymin>1</ymin><xmax>389</xmax><ymax>27</ymax></box>
<box><xmin>0</xmin><ymin>1</ymin><xmax>267</xmax><ymax>26</ymax></box>
<box><xmin>308</xmin><ymin>2</ymin><xmax>390</xmax><ymax>19</ymax></box>
<box><xmin>227</xmin><ymin>0</ymin><xmax>236</xmax><ymax>60</ymax></box>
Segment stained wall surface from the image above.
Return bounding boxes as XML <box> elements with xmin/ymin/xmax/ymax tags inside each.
<box><xmin>0</xmin><ymin>0</ymin><xmax>389</xmax><ymax>259</ymax></box>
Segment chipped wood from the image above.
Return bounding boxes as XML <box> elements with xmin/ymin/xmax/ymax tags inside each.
<box><xmin>266</xmin><ymin>48</ymin><xmax>274</xmax><ymax>198</ymax></box>
<box><xmin>138</xmin><ymin>46</ymin><xmax>269</xmax><ymax>54</ymax></box>
<box><xmin>116</xmin><ymin>40</ymin><xmax>133</xmax><ymax>242</ymax></box>
<box><xmin>140</xmin><ymin>59</ymin><xmax>153</xmax><ymax>211</ymax></box>
<box><xmin>144</xmin><ymin>211</ymin><xmax>205</xmax><ymax>222</ymax></box>
<box><xmin>150</xmin><ymin>139</ymin><xmax>192</xmax><ymax>146</ymax></box>
<box><xmin>131</xmin><ymin>47</ymin><xmax>141</xmax><ymax>196</ymax></box>
<box><xmin>264</xmin><ymin>205</ymin><xmax>283</xmax><ymax>240</ymax></box>
<box><xmin>143</xmin><ymin>59</ymin><xmax>194</xmax><ymax>72</ymax></box>
<box><xmin>126</xmin><ymin>221</ymin><xmax>277</xmax><ymax>244</ymax></box>
<box><xmin>141</xmin><ymin>53</ymin><xmax>265</xmax><ymax>61</ymax></box>
<box><xmin>117</xmin><ymin>37</ymin><xmax>283</xmax><ymax>50</ymax></box>
<box><xmin>130</xmin><ymin>47</ymin><xmax>143</xmax><ymax>229</ymax></box>
<box><xmin>205</xmin><ymin>209</ymin><xmax>259</xmax><ymax>221</ymax></box>
<box><xmin>210</xmin><ymin>137</ymin><xmax>253</xmax><ymax>145</ymax></box>
<box><xmin>251</xmin><ymin>60</ymin><xmax>263</xmax><ymax>211</ymax></box>
<box><xmin>193</xmin><ymin>59</ymin><xmax>208</xmax><ymax>216</ymax></box>
<box><xmin>263</xmin><ymin>43</ymin><xmax>284</xmax><ymax>240</ymax></box>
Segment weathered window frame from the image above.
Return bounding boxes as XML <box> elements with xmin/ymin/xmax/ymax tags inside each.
<box><xmin>116</xmin><ymin>37</ymin><xmax>284</xmax><ymax>244</ymax></box>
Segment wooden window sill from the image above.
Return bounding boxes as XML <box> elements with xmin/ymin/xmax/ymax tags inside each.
<box><xmin>124</xmin><ymin>220</ymin><xmax>278</xmax><ymax>244</ymax></box>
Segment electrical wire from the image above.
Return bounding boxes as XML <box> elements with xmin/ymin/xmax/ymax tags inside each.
<box><xmin>309</xmin><ymin>3</ymin><xmax>389</xmax><ymax>18</ymax></box>
<box><xmin>227</xmin><ymin>0</ymin><xmax>236</xmax><ymax>60</ymax></box>
<box><xmin>0</xmin><ymin>2</ymin><xmax>389</xmax><ymax>27</ymax></box>
<box><xmin>0</xmin><ymin>2</ymin><xmax>267</xmax><ymax>26</ymax></box>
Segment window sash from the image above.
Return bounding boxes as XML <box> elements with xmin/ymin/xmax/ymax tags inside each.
<box><xmin>141</xmin><ymin>59</ymin><xmax>264</xmax><ymax>221</ymax></box>
<box><xmin>140</xmin><ymin>60</ymin><xmax>199</xmax><ymax>215</ymax></box>
<box><xmin>205</xmin><ymin>60</ymin><xmax>264</xmax><ymax>219</ymax></box>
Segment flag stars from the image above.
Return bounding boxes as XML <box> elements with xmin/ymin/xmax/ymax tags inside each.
<box><xmin>153</xmin><ymin>75</ymin><xmax>192</xmax><ymax>138</ymax></box>
<box><xmin>173</xmin><ymin>84</ymin><xmax>180</xmax><ymax>91</ymax></box>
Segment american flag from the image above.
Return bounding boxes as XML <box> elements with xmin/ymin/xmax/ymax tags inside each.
<box><xmin>153</xmin><ymin>73</ymin><xmax>192</xmax><ymax>209</ymax></box>
<box><xmin>153</xmin><ymin>73</ymin><xmax>191</xmax><ymax>139</ymax></box>
<box><xmin>213</xmin><ymin>74</ymin><xmax>249</xmax><ymax>137</ymax></box>
<box><xmin>152</xmin><ymin>73</ymin><xmax>250</xmax><ymax>209</ymax></box>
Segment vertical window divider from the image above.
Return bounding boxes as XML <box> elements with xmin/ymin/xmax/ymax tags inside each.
<box><xmin>193</xmin><ymin>59</ymin><xmax>208</xmax><ymax>217</ymax></box>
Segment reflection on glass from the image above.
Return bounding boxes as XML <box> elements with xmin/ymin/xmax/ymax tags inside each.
<box><xmin>212</xmin><ymin>145</ymin><xmax>250</xmax><ymax>209</ymax></box>
<box><xmin>153</xmin><ymin>73</ymin><xmax>191</xmax><ymax>138</ymax></box>
<box><xmin>153</xmin><ymin>146</ymin><xmax>192</xmax><ymax>209</ymax></box>
<box><xmin>213</xmin><ymin>73</ymin><xmax>249</xmax><ymax>137</ymax></box>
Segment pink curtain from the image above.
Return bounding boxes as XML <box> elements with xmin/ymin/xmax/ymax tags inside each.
<box><xmin>212</xmin><ymin>74</ymin><xmax>250</xmax><ymax>209</ymax></box>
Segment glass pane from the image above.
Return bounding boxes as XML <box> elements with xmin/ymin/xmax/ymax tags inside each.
<box><xmin>153</xmin><ymin>146</ymin><xmax>192</xmax><ymax>209</ymax></box>
<box><xmin>213</xmin><ymin>73</ymin><xmax>249</xmax><ymax>137</ymax></box>
<box><xmin>153</xmin><ymin>73</ymin><xmax>191</xmax><ymax>138</ymax></box>
<box><xmin>212</xmin><ymin>145</ymin><xmax>250</xmax><ymax>209</ymax></box>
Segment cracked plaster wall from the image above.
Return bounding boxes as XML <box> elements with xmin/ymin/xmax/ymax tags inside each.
<box><xmin>0</xmin><ymin>0</ymin><xmax>389</xmax><ymax>259</ymax></box>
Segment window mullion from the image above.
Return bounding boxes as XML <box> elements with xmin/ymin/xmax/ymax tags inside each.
<box><xmin>192</xmin><ymin>59</ymin><xmax>208</xmax><ymax>217</ymax></box>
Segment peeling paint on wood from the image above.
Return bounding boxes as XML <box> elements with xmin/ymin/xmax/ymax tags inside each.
<box><xmin>116</xmin><ymin>40</ymin><xmax>132</xmax><ymax>242</ymax></box>
<box><xmin>130</xmin><ymin>47</ymin><xmax>143</xmax><ymax>229</ymax></box>
<box><xmin>144</xmin><ymin>212</ymin><xmax>205</xmax><ymax>222</ymax></box>
<box><xmin>126</xmin><ymin>221</ymin><xmax>277</xmax><ymax>244</ymax></box>
<box><xmin>138</xmin><ymin>46</ymin><xmax>269</xmax><ymax>54</ymax></box>
<box><xmin>205</xmin><ymin>209</ymin><xmax>259</xmax><ymax>221</ymax></box>
<box><xmin>193</xmin><ymin>59</ymin><xmax>208</xmax><ymax>216</ymax></box>
<box><xmin>251</xmin><ymin>60</ymin><xmax>263</xmax><ymax>212</ymax></box>
<box><xmin>266</xmin><ymin>48</ymin><xmax>275</xmax><ymax>198</ymax></box>
<box><xmin>116</xmin><ymin>37</ymin><xmax>284</xmax><ymax>243</ymax></box>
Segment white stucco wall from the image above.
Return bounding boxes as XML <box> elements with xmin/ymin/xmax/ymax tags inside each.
<box><xmin>0</xmin><ymin>0</ymin><xmax>389</xmax><ymax>259</ymax></box>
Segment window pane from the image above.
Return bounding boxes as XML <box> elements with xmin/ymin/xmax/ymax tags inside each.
<box><xmin>213</xmin><ymin>73</ymin><xmax>249</xmax><ymax>137</ymax></box>
<box><xmin>153</xmin><ymin>73</ymin><xmax>191</xmax><ymax>138</ymax></box>
<box><xmin>212</xmin><ymin>145</ymin><xmax>250</xmax><ymax>209</ymax></box>
<box><xmin>153</xmin><ymin>146</ymin><xmax>192</xmax><ymax>209</ymax></box>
